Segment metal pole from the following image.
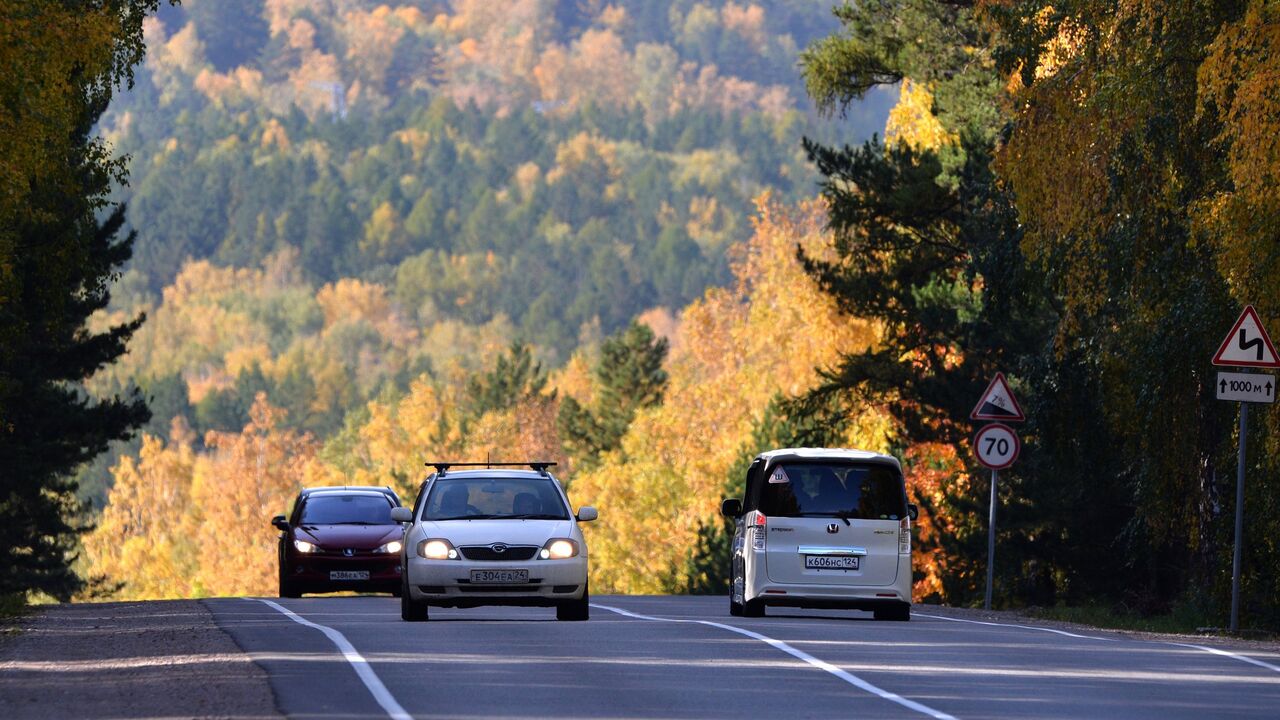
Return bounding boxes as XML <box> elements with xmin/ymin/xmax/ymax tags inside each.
<box><xmin>1231</xmin><ymin>401</ymin><xmax>1247</xmax><ymax>633</ymax></box>
<box><xmin>985</xmin><ymin>468</ymin><xmax>997</xmax><ymax>611</ymax></box>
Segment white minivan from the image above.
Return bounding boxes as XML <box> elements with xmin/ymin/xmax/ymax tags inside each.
<box><xmin>721</xmin><ymin>448</ymin><xmax>916</xmax><ymax>620</ymax></box>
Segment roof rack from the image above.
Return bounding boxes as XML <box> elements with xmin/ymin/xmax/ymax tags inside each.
<box><xmin>424</xmin><ymin>461</ymin><xmax>558</xmax><ymax>477</ymax></box>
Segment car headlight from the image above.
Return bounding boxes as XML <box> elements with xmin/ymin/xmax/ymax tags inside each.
<box><xmin>377</xmin><ymin>540</ymin><xmax>403</xmax><ymax>554</ymax></box>
<box><xmin>540</xmin><ymin>538</ymin><xmax>578</xmax><ymax>559</ymax></box>
<box><xmin>418</xmin><ymin>538</ymin><xmax>458</xmax><ymax>560</ymax></box>
<box><xmin>294</xmin><ymin>539</ymin><xmax>318</xmax><ymax>553</ymax></box>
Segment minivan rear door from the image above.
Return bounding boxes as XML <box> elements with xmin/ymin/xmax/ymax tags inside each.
<box><xmin>759</xmin><ymin>461</ymin><xmax>905</xmax><ymax>587</ymax></box>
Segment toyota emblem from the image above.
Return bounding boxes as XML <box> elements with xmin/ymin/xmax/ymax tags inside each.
<box><xmin>491</xmin><ymin>543</ymin><xmax>508</xmax><ymax>553</ymax></box>
<box><xmin>826</xmin><ymin>523</ymin><xmax>839</xmax><ymax>534</ymax></box>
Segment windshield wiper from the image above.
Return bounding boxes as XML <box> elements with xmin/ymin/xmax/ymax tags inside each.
<box><xmin>503</xmin><ymin>513</ymin><xmax>566</xmax><ymax>520</ymax></box>
<box><xmin>432</xmin><ymin>513</ymin><xmax>502</xmax><ymax>521</ymax></box>
<box><xmin>334</xmin><ymin>521</ymin><xmax>383</xmax><ymax>525</ymax></box>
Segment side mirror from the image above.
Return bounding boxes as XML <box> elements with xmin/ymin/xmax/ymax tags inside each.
<box><xmin>720</xmin><ymin>498</ymin><xmax>742</xmax><ymax>518</ymax></box>
<box><xmin>576</xmin><ymin>506</ymin><xmax>598</xmax><ymax>522</ymax></box>
<box><xmin>271</xmin><ymin>515</ymin><xmax>289</xmax><ymax>531</ymax></box>
<box><xmin>390</xmin><ymin>507</ymin><xmax>413</xmax><ymax>523</ymax></box>
<box><xmin>907</xmin><ymin>504</ymin><xmax>919</xmax><ymax>521</ymax></box>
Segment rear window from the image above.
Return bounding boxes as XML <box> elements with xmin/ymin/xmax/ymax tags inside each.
<box><xmin>757</xmin><ymin>462</ymin><xmax>905</xmax><ymax>520</ymax></box>
<box><xmin>423</xmin><ymin>476</ymin><xmax>569</xmax><ymax>520</ymax></box>
<box><xmin>300</xmin><ymin>494</ymin><xmax>395</xmax><ymax>525</ymax></box>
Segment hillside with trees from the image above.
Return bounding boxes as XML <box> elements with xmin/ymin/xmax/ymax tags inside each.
<box><xmin>77</xmin><ymin>0</ymin><xmax>890</xmax><ymax>505</ymax></box>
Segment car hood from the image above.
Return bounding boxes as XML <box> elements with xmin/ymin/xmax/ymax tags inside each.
<box><xmin>295</xmin><ymin>524</ymin><xmax>401</xmax><ymax>549</ymax></box>
<box><xmin>420</xmin><ymin>519</ymin><xmax>572</xmax><ymax>546</ymax></box>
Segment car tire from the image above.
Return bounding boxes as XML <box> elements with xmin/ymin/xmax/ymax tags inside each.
<box><xmin>729</xmin><ymin>594</ymin><xmax>743</xmax><ymax>616</ymax></box>
<box><xmin>401</xmin><ymin>576</ymin><xmax>429</xmax><ymax>622</ymax></box>
<box><xmin>742</xmin><ymin>598</ymin><xmax>765</xmax><ymax>618</ymax></box>
<box><xmin>556</xmin><ymin>584</ymin><xmax>589</xmax><ymax>621</ymax></box>
<box><xmin>874</xmin><ymin>603</ymin><xmax>910</xmax><ymax>621</ymax></box>
<box><xmin>279</xmin><ymin>566</ymin><xmax>301</xmax><ymax>599</ymax></box>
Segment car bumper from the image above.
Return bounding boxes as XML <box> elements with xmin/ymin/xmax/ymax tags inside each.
<box><xmin>287</xmin><ymin>555</ymin><xmax>402</xmax><ymax>591</ymax></box>
<box><xmin>744</xmin><ymin>553</ymin><xmax>912</xmax><ymax>610</ymax></box>
<box><xmin>406</xmin><ymin>557</ymin><xmax>587</xmax><ymax>605</ymax></box>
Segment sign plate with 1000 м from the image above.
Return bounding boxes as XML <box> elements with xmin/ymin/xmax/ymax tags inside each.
<box><xmin>1216</xmin><ymin>371</ymin><xmax>1276</xmax><ymax>404</ymax></box>
<box><xmin>974</xmin><ymin>423</ymin><xmax>1020</xmax><ymax>469</ymax></box>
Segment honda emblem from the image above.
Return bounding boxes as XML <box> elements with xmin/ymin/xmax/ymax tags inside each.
<box><xmin>827</xmin><ymin>523</ymin><xmax>839</xmax><ymax>534</ymax></box>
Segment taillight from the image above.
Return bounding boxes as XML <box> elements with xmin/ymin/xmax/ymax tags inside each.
<box><xmin>752</xmin><ymin>513</ymin><xmax>767</xmax><ymax>551</ymax></box>
<box><xmin>899</xmin><ymin>517</ymin><xmax>910</xmax><ymax>555</ymax></box>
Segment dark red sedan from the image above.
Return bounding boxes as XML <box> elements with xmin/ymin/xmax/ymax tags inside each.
<box><xmin>272</xmin><ymin>486</ymin><xmax>405</xmax><ymax>598</ymax></box>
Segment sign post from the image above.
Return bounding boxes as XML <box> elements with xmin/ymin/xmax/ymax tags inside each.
<box><xmin>1211</xmin><ymin>305</ymin><xmax>1280</xmax><ymax>632</ymax></box>
<box><xmin>971</xmin><ymin>374</ymin><xmax>1024</xmax><ymax>611</ymax></box>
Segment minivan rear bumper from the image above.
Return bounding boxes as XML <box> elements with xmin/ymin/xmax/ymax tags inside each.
<box><xmin>751</xmin><ymin>584</ymin><xmax>908</xmax><ymax>610</ymax></box>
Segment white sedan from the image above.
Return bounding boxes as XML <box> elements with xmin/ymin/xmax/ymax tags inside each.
<box><xmin>392</xmin><ymin>463</ymin><xmax>596</xmax><ymax>621</ymax></box>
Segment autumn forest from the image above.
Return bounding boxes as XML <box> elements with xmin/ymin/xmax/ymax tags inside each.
<box><xmin>4</xmin><ymin>0</ymin><xmax>1280</xmax><ymax>631</ymax></box>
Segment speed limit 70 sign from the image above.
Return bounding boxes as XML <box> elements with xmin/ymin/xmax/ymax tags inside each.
<box><xmin>974</xmin><ymin>423</ymin><xmax>1020</xmax><ymax>469</ymax></box>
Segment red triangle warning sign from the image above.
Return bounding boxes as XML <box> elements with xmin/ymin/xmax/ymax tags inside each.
<box><xmin>1213</xmin><ymin>305</ymin><xmax>1280</xmax><ymax>368</ymax></box>
<box><xmin>970</xmin><ymin>372</ymin><xmax>1025</xmax><ymax>422</ymax></box>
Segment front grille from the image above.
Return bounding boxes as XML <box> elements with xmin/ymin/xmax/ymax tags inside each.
<box><xmin>459</xmin><ymin>545</ymin><xmax>539</xmax><ymax>561</ymax></box>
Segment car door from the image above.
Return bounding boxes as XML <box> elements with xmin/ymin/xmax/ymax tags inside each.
<box><xmin>760</xmin><ymin>461</ymin><xmax>903</xmax><ymax>587</ymax></box>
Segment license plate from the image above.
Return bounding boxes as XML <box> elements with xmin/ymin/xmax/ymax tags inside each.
<box><xmin>470</xmin><ymin>569</ymin><xmax>529</xmax><ymax>584</ymax></box>
<box><xmin>805</xmin><ymin>555</ymin><xmax>860</xmax><ymax>570</ymax></box>
<box><xmin>329</xmin><ymin>570</ymin><xmax>370</xmax><ymax>580</ymax></box>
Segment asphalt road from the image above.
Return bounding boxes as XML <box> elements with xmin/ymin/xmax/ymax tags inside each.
<box><xmin>204</xmin><ymin>595</ymin><xmax>1280</xmax><ymax>719</ymax></box>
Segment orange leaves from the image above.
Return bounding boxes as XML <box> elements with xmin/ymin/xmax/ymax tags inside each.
<box><xmin>902</xmin><ymin>443</ymin><xmax>970</xmax><ymax>603</ymax></box>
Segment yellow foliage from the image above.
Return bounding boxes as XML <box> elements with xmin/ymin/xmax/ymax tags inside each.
<box><xmin>571</xmin><ymin>195</ymin><xmax>885</xmax><ymax>593</ymax></box>
<box><xmin>1195</xmin><ymin>1</ymin><xmax>1280</xmax><ymax>306</ymax></box>
<box><xmin>885</xmin><ymin>79</ymin><xmax>956</xmax><ymax>152</ymax></box>
<box><xmin>84</xmin><ymin>433</ymin><xmax>200</xmax><ymax>600</ymax></box>
<box><xmin>191</xmin><ymin>395</ymin><xmax>316</xmax><ymax>597</ymax></box>
<box><xmin>360</xmin><ymin>201</ymin><xmax>409</xmax><ymax>262</ymax></box>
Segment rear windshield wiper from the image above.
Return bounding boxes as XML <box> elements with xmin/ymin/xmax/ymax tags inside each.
<box><xmin>796</xmin><ymin>511</ymin><xmax>853</xmax><ymax>526</ymax></box>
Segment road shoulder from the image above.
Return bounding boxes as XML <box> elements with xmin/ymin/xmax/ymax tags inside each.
<box><xmin>0</xmin><ymin>599</ymin><xmax>280</xmax><ymax>719</ymax></box>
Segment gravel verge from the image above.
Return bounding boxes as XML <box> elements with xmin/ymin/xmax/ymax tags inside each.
<box><xmin>0</xmin><ymin>600</ymin><xmax>280</xmax><ymax>719</ymax></box>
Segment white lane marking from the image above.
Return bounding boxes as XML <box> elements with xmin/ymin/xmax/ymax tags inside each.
<box><xmin>914</xmin><ymin>612</ymin><xmax>1116</xmax><ymax>641</ymax></box>
<box><xmin>1166</xmin><ymin>642</ymin><xmax>1280</xmax><ymax>674</ymax></box>
<box><xmin>592</xmin><ymin>603</ymin><xmax>957</xmax><ymax>720</ymax></box>
<box><xmin>919</xmin><ymin>611</ymin><xmax>1280</xmax><ymax>675</ymax></box>
<box><xmin>256</xmin><ymin>599</ymin><xmax>411</xmax><ymax>720</ymax></box>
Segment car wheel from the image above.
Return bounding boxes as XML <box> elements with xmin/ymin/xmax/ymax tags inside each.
<box><xmin>400</xmin><ymin>576</ymin><xmax>429</xmax><ymax>622</ymax></box>
<box><xmin>278</xmin><ymin>566</ymin><xmax>301</xmax><ymax>599</ymax></box>
<box><xmin>742</xmin><ymin>598</ymin><xmax>765</xmax><ymax>618</ymax></box>
<box><xmin>874</xmin><ymin>603</ymin><xmax>910</xmax><ymax>621</ymax></box>
<box><xmin>556</xmin><ymin>584</ymin><xmax>589</xmax><ymax>621</ymax></box>
<box><xmin>729</xmin><ymin>593</ymin><xmax>743</xmax><ymax>617</ymax></box>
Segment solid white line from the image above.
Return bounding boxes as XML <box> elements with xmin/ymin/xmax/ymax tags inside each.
<box><xmin>1166</xmin><ymin>642</ymin><xmax>1280</xmax><ymax>674</ymax></box>
<box><xmin>918</xmin><ymin>611</ymin><xmax>1280</xmax><ymax>675</ymax></box>
<box><xmin>256</xmin><ymin>599</ymin><xmax>411</xmax><ymax>720</ymax></box>
<box><xmin>914</xmin><ymin>612</ymin><xmax>1116</xmax><ymax>641</ymax></box>
<box><xmin>592</xmin><ymin>603</ymin><xmax>957</xmax><ymax>720</ymax></box>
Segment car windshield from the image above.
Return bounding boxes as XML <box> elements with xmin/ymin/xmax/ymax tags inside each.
<box><xmin>423</xmin><ymin>476</ymin><xmax>570</xmax><ymax>520</ymax></box>
<box><xmin>757</xmin><ymin>462</ymin><xmax>905</xmax><ymax>520</ymax></box>
<box><xmin>299</xmin><ymin>494</ymin><xmax>395</xmax><ymax>525</ymax></box>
